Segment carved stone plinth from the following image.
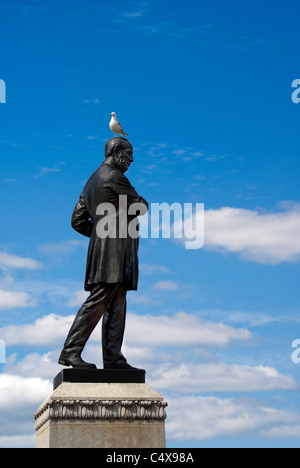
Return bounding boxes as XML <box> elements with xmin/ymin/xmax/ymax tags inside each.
<box><xmin>34</xmin><ymin>381</ymin><xmax>167</xmax><ymax>449</ymax></box>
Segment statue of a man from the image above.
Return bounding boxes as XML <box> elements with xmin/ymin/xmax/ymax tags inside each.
<box><xmin>58</xmin><ymin>137</ymin><xmax>148</xmax><ymax>370</ymax></box>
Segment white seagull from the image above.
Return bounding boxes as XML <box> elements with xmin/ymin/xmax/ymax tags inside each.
<box><xmin>109</xmin><ymin>112</ymin><xmax>128</xmax><ymax>137</ymax></box>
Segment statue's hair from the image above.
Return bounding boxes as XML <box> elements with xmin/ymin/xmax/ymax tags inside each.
<box><xmin>104</xmin><ymin>137</ymin><xmax>131</xmax><ymax>158</ymax></box>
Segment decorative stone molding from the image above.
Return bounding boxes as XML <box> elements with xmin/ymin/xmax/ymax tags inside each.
<box><xmin>34</xmin><ymin>398</ymin><xmax>168</xmax><ymax>432</ymax></box>
<box><xmin>35</xmin><ymin>382</ymin><xmax>167</xmax><ymax>448</ymax></box>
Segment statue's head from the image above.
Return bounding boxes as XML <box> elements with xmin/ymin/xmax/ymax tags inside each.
<box><xmin>104</xmin><ymin>137</ymin><xmax>134</xmax><ymax>173</ymax></box>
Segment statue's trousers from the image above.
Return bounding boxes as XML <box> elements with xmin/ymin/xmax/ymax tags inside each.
<box><xmin>62</xmin><ymin>283</ymin><xmax>127</xmax><ymax>368</ymax></box>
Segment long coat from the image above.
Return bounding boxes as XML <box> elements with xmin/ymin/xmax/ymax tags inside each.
<box><xmin>71</xmin><ymin>160</ymin><xmax>148</xmax><ymax>291</ymax></box>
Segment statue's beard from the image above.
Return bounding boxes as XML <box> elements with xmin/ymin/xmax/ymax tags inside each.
<box><xmin>116</xmin><ymin>157</ymin><xmax>131</xmax><ymax>173</ymax></box>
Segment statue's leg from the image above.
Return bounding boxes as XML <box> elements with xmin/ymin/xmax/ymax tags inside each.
<box><xmin>59</xmin><ymin>283</ymin><xmax>119</xmax><ymax>366</ymax></box>
<box><xmin>102</xmin><ymin>284</ymin><xmax>128</xmax><ymax>368</ymax></box>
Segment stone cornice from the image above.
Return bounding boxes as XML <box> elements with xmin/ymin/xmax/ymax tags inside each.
<box><xmin>34</xmin><ymin>399</ymin><xmax>168</xmax><ymax>431</ymax></box>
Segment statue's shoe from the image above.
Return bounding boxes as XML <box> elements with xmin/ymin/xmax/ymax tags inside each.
<box><xmin>58</xmin><ymin>353</ymin><xmax>97</xmax><ymax>369</ymax></box>
<box><xmin>104</xmin><ymin>362</ymin><xmax>144</xmax><ymax>371</ymax></box>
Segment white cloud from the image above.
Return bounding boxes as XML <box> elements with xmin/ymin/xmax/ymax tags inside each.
<box><xmin>0</xmin><ymin>277</ymin><xmax>85</xmax><ymax>309</ymax></box>
<box><xmin>121</xmin><ymin>2</ymin><xmax>149</xmax><ymax>18</ymax></box>
<box><xmin>123</xmin><ymin>10</ymin><xmax>146</xmax><ymax>18</ymax></box>
<box><xmin>9</xmin><ymin>347</ymin><xmax>296</xmax><ymax>396</ymax></box>
<box><xmin>38</xmin><ymin>239</ymin><xmax>87</xmax><ymax>257</ymax></box>
<box><xmin>140</xmin><ymin>263</ymin><xmax>171</xmax><ymax>275</ymax></box>
<box><xmin>182</xmin><ymin>203</ymin><xmax>300</xmax><ymax>264</ymax></box>
<box><xmin>0</xmin><ymin>435</ymin><xmax>35</xmax><ymax>449</ymax></box>
<box><xmin>153</xmin><ymin>280</ymin><xmax>179</xmax><ymax>291</ymax></box>
<box><xmin>126</xmin><ymin>312</ymin><xmax>251</xmax><ymax>347</ymax></box>
<box><xmin>35</xmin><ymin>166</ymin><xmax>61</xmax><ymax>178</ymax></box>
<box><xmin>0</xmin><ymin>311</ymin><xmax>251</xmax><ymax>349</ymax></box>
<box><xmin>226</xmin><ymin>311</ymin><xmax>283</xmax><ymax>327</ymax></box>
<box><xmin>0</xmin><ymin>374</ymin><xmax>51</xmax><ymax>448</ymax></box>
<box><xmin>166</xmin><ymin>395</ymin><xmax>300</xmax><ymax>442</ymax></box>
<box><xmin>81</xmin><ymin>99</ymin><xmax>100</xmax><ymax>104</ymax></box>
<box><xmin>129</xmin><ymin>294</ymin><xmax>156</xmax><ymax>305</ymax></box>
<box><xmin>0</xmin><ymin>290</ymin><xmax>37</xmax><ymax>310</ymax></box>
<box><xmin>261</xmin><ymin>424</ymin><xmax>300</xmax><ymax>439</ymax></box>
<box><xmin>0</xmin><ymin>314</ymin><xmax>75</xmax><ymax>346</ymax></box>
<box><xmin>9</xmin><ymin>343</ymin><xmax>295</xmax><ymax>396</ymax></box>
<box><xmin>0</xmin><ymin>370</ymin><xmax>299</xmax><ymax>447</ymax></box>
<box><xmin>4</xmin><ymin>351</ymin><xmax>61</xmax><ymax>379</ymax></box>
<box><xmin>172</xmin><ymin>148</ymin><xmax>187</xmax><ymax>156</ymax></box>
<box><xmin>0</xmin><ymin>309</ymin><xmax>298</xmax><ymax>447</ymax></box>
<box><xmin>0</xmin><ymin>374</ymin><xmax>51</xmax><ymax>409</ymax></box>
<box><xmin>150</xmin><ymin>362</ymin><xmax>298</xmax><ymax>393</ymax></box>
<box><xmin>86</xmin><ymin>135</ymin><xmax>99</xmax><ymax>140</ymax></box>
<box><xmin>0</xmin><ymin>252</ymin><xmax>42</xmax><ymax>270</ymax></box>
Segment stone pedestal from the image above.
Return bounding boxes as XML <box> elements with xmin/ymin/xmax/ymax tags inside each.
<box><xmin>34</xmin><ymin>370</ymin><xmax>167</xmax><ymax>449</ymax></box>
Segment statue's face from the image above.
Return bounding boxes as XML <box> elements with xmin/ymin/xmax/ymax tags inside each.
<box><xmin>114</xmin><ymin>141</ymin><xmax>134</xmax><ymax>173</ymax></box>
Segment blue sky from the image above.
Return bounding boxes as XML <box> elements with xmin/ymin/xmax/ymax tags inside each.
<box><xmin>1</xmin><ymin>0</ymin><xmax>300</xmax><ymax>448</ymax></box>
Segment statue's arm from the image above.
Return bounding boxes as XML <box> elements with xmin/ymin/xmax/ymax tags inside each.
<box><xmin>71</xmin><ymin>192</ymin><xmax>93</xmax><ymax>238</ymax></box>
<box><xmin>112</xmin><ymin>171</ymin><xmax>149</xmax><ymax>213</ymax></box>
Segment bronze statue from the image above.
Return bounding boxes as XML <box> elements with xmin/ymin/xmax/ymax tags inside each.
<box><xmin>58</xmin><ymin>137</ymin><xmax>148</xmax><ymax>370</ymax></box>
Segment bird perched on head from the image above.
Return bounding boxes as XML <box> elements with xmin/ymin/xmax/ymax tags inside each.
<box><xmin>109</xmin><ymin>112</ymin><xmax>128</xmax><ymax>137</ymax></box>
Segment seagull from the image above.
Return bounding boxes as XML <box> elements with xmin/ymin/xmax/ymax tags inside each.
<box><xmin>109</xmin><ymin>112</ymin><xmax>128</xmax><ymax>137</ymax></box>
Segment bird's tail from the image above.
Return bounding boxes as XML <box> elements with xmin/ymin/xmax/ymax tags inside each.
<box><xmin>121</xmin><ymin>132</ymin><xmax>128</xmax><ymax>137</ymax></box>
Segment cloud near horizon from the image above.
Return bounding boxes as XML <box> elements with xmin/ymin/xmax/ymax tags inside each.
<box><xmin>166</xmin><ymin>395</ymin><xmax>300</xmax><ymax>442</ymax></box>
<box><xmin>0</xmin><ymin>290</ymin><xmax>37</xmax><ymax>311</ymax></box>
<box><xmin>0</xmin><ymin>308</ymin><xmax>297</xmax><ymax>448</ymax></box>
<box><xmin>0</xmin><ymin>252</ymin><xmax>42</xmax><ymax>270</ymax></box>
<box><xmin>180</xmin><ymin>203</ymin><xmax>300</xmax><ymax>264</ymax></box>
<box><xmin>0</xmin><ymin>311</ymin><xmax>251</xmax><ymax>348</ymax></box>
<box><xmin>150</xmin><ymin>362</ymin><xmax>298</xmax><ymax>393</ymax></box>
